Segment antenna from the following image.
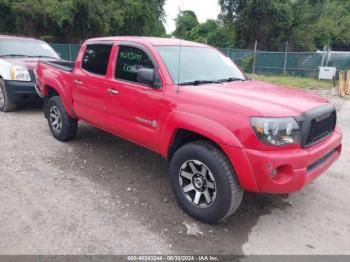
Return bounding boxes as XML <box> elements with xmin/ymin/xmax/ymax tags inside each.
<box><xmin>176</xmin><ymin>38</ymin><xmax>182</xmax><ymax>93</ymax></box>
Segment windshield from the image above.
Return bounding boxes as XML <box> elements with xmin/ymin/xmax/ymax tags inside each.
<box><xmin>156</xmin><ymin>46</ymin><xmax>245</xmax><ymax>85</ymax></box>
<box><xmin>0</xmin><ymin>39</ymin><xmax>59</xmax><ymax>59</ymax></box>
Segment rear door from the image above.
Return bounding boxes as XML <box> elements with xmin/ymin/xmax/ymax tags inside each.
<box><xmin>71</xmin><ymin>43</ymin><xmax>113</xmax><ymax>128</ymax></box>
<box><xmin>105</xmin><ymin>44</ymin><xmax>165</xmax><ymax>151</ymax></box>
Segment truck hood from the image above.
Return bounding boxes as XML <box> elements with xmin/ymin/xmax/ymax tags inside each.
<box><xmin>184</xmin><ymin>80</ymin><xmax>330</xmax><ymax>117</ymax></box>
<box><xmin>1</xmin><ymin>57</ymin><xmax>57</xmax><ymax>70</ymax></box>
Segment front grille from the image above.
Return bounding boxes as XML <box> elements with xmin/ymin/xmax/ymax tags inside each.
<box><xmin>305</xmin><ymin>110</ymin><xmax>336</xmax><ymax>146</ymax></box>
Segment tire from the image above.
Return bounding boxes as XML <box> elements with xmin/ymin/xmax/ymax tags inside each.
<box><xmin>170</xmin><ymin>140</ymin><xmax>244</xmax><ymax>223</ymax></box>
<box><xmin>47</xmin><ymin>96</ymin><xmax>78</xmax><ymax>141</ymax></box>
<box><xmin>0</xmin><ymin>79</ymin><xmax>17</xmax><ymax>112</ymax></box>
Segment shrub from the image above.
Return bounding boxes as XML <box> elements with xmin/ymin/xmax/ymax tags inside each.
<box><xmin>240</xmin><ymin>55</ymin><xmax>254</xmax><ymax>73</ymax></box>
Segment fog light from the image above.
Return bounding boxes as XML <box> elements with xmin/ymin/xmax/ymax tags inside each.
<box><xmin>271</xmin><ymin>165</ymin><xmax>294</xmax><ymax>184</ymax></box>
<box><xmin>271</xmin><ymin>169</ymin><xmax>278</xmax><ymax>177</ymax></box>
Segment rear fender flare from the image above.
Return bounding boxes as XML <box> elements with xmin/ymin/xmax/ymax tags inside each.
<box><xmin>42</xmin><ymin>76</ymin><xmax>76</xmax><ymax>118</ymax></box>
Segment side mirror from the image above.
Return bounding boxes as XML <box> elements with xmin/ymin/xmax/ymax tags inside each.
<box><xmin>137</xmin><ymin>68</ymin><xmax>160</xmax><ymax>88</ymax></box>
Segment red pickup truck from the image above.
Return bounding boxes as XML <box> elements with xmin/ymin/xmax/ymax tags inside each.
<box><xmin>36</xmin><ymin>37</ymin><xmax>342</xmax><ymax>223</ymax></box>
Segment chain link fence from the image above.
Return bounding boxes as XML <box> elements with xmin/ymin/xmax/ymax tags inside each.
<box><xmin>221</xmin><ymin>47</ymin><xmax>350</xmax><ymax>78</ymax></box>
<box><xmin>49</xmin><ymin>44</ymin><xmax>350</xmax><ymax>79</ymax></box>
<box><xmin>255</xmin><ymin>51</ymin><xmax>323</xmax><ymax>77</ymax></box>
<box><xmin>50</xmin><ymin>44</ymin><xmax>81</xmax><ymax>61</ymax></box>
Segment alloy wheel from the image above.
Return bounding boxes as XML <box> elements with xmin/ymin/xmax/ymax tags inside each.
<box><xmin>179</xmin><ymin>160</ymin><xmax>217</xmax><ymax>208</ymax></box>
<box><xmin>49</xmin><ymin>105</ymin><xmax>63</xmax><ymax>134</ymax></box>
<box><xmin>0</xmin><ymin>87</ymin><xmax>4</xmax><ymax>108</ymax></box>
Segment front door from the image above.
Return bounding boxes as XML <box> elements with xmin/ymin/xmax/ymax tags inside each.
<box><xmin>106</xmin><ymin>44</ymin><xmax>165</xmax><ymax>151</ymax></box>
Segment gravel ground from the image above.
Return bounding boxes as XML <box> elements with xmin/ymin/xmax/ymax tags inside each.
<box><xmin>0</xmin><ymin>90</ymin><xmax>349</xmax><ymax>255</ymax></box>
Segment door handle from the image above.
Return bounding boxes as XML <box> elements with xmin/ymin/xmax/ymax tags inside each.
<box><xmin>107</xmin><ymin>88</ymin><xmax>119</xmax><ymax>95</ymax></box>
<box><xmin>74</xmin><ymin>80</ymin><xmax>83</xmax><ymax>85</ymax></box>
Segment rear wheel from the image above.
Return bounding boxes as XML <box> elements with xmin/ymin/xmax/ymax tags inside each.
<box><xmin>0</xmin><ymin>79</ymin><xmax>17</xmax><ymax>112</ymax></box>
<box><xmin>170</xmin><ymin>140</ymin><xmax>244</xmax><ymax>223</ymax></box>
<box><xmin>47</xmin><ymin>96</ymin><xmax>78</xmax><ymax>141</ymax></box>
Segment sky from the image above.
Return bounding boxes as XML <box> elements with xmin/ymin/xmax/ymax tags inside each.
<box><xmin>164</xmin><ymin>0</ymin><xmax>221</xmax><ymax>34</ymax></box>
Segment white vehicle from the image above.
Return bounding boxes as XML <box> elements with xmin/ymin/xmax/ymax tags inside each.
<box><xmin>0</xmin><ymin>35</ymin><xmax>60</xmax><ymax>112</ymax></box>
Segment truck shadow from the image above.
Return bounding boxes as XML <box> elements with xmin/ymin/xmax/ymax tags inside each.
<box><xmin>13</xmin><ymin>102</ymin><xmax>43</xmax><ymax>114</ymax></box>
<box><xmin>53</xmin><ymin>123</ymin><xmax>291</xmax><ymax>255</ymax></box>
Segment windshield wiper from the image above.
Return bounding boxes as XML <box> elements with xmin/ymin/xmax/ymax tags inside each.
<box><xmin>178</xmin><ymin>80</ymin><xmax>220</xmax><ymax>86</ymax></box>
<box><xmin>0</xmin><ymin>54</ymin><xmax>29</xmax><ymax>58</ymax></box>
<box><xmin>26</xmin><ymin>55</ymin><xmax>58</xmax><ymax>59</ymax></box>
<box><xmin>178</xmin><ymin>78</ymin><xmax>245</xmax><ymax>86</ymax></box>
<box><xmin>216</xmin><ymin>77</ymin><xmax>245</xmax><ymax>83</ymax></box>
<box><xmin>0</xmin><ymin>54</ymin><xmax>57</xmax><ymax>59</ymax></box>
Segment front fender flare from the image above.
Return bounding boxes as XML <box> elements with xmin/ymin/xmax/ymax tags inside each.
<box><xmin>160</xmin><ymin>111</ymin><xmax>243</xmax><ymax>159</ymax></box>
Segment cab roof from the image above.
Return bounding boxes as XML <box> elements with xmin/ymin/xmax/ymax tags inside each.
<box><xmin>86</xmin><ymin>36</ymin><xmax>210</xmax><ymax>48</ymax></box>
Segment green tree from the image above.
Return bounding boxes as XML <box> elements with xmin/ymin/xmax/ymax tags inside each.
<box><xmin>220</xmin><ymin>0</ymin><xmax>294</xmax><ymax>50</ymax></box>
<box><xmin>289</xmin><ymin>0</ymin><xmax>350</xmax><ymax>50</ymax></box>
<box><xmin>173</xmin><ymin>10</ymin><xmax>199</xmax><ymax>40</ymax></box>
<box><xmin>218</xmin><ymin>0</ymin><xmax>350</xmax><ymax>50</ymax></box>
<box><xmin>189</xmin><ymin>19</ymin><xmax>233</xmax><ymax>47</ymax></box>
<box><xmin>0</xmin><ymin>0</ymin><xmax>166</xmax><ymax>42</ymax></box>
<box><xmin>117</xmin><ymin>0</ymin><xmax>166</xmax><ymax>36</ymax></box>
<box><xmin>172</xmin><ymin>11</ymin><xmax>233</xmax><ymax>48</ymax></box>
<box><xmin>218</xmin><ymin>0</ymin><xmax>237</xmax><ymax>47</ymax></box>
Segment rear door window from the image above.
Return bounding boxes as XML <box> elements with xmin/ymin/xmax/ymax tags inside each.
<box><xmin>82</xmin><ymin>44</ymin><xmax>113</xmax><ymax>76</ymax></box>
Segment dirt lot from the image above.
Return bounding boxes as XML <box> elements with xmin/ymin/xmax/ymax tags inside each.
<box><xmin>0</xmin><ymin>90</ymin><xmax>349</xmax><ymax>255</ymax></box>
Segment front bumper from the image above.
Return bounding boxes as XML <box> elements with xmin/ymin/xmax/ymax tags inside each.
<box><xmin>4</xmin><ymin>80</ymin><xmax>42</xmax><ymax>104</ymax></box>
<box><xmin>223</xmin><ymin>129</ymin><xmax>342</xmax><ymax>193</ymax></box>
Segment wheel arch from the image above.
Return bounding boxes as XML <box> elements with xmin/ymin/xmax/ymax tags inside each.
<box><xmin>43</xmin><ymin>85</ymin><xmax>60</xmax><ymax>118</ymax></box>
<box><xmin>43</xmin><ymin>83</ymin><xmax>76</xmax><ymax>118</ymax></box>
<box><xmin>167</xmin><ymin>128</ymin><xmax>210</xmax><ymax>160</ymax></box>
<box><xmin>45</xmin><ymin>85</ymin><xmax>60</xmax><ymax>98</ymax></box>
<box><xmin>161</xmin><ymin>112</ymin><xmax>243</xmax><ymax>161</ymax></box>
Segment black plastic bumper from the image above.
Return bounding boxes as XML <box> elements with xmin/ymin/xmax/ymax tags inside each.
<box><xmin>4</xmin><ymin>80</ymin><xmax>42</xmax><ymax>104</ymax></box>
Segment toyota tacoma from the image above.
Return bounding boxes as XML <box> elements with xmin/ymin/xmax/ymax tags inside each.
<box><xmin>36</xmin><ymin>37</ymin><xmax>342</xmax><ymax>223</ymax></box>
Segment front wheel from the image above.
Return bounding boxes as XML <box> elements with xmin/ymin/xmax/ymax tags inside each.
<box><xmin>0</xmin><ymin>79</ymin><xmax>17</xmax><ymax>112</ymax></box>
<box><xmin>170</xmin><ymin>141</ymin><xmax>244</xmax><ymax>223</ymax></box>
<box><xmin>47</xmin><ymin>96</ymin><xmax>78</xmax><ymax>141</ymax></box>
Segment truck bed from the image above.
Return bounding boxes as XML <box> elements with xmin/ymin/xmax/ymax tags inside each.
<box><xmin>40</xmin><ymin>60</ymin><xmax>75</xmax><ymax>72</ymax></box>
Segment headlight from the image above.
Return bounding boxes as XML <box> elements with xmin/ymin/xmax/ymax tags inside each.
<box><xmin>10</xmin><ymin>65</ymin><xmax>31</xmax><ymax>81</ymax></box>
<box><xmin>251</xmin><ymin>117</ymin><xmax>301</xmax><ymax>146</ymax></box>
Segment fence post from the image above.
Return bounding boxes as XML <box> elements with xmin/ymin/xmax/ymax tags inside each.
<box><xmin>252</xmin><ymin>40</ymin><xmax>258</xmax><ymax>74</ymax></box>
<box><xmin>283</xmin><ymin>41</ymin><xmax>289</xmax><ymax>74</ymax></box>
<box><xmin>326</xmin><ymin>45</ymin><xmax>331</xmax><ymax>67</ymax></box>
<box><xmin>339</xmin><ymin>71</ymin><xmax>346</xmax><ymax>97</ymax></box>
<box><xmin>346</xmin><ymin>70</ymin><xmax>350</xmax><ymax>95</ymax></box>
<box><xmin>68</xmin><ymin>44</ymin><xmax>72</xmax><ymax>61</ymax></box>
<box><xmin>320</xmin><ymin>45</ymin><xmax>327</xmax><ymax>68</ymax></box>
